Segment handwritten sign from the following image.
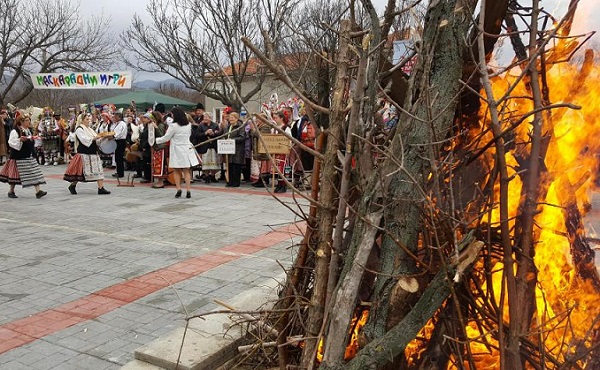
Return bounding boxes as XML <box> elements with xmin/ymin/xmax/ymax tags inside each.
<box><xmin>31</xmin><ymin>71</ymin><xmax>132</xmax><ymax>89</ymax></box>
<box><xmin>217</xmin><ymin>139</ymin><xmax>236</xmax><ymax>154</ymax></box>
<box><xmin>257</xmin><ymin>134</ymin><xmax>291</xmax><ymax>155</ymax></box>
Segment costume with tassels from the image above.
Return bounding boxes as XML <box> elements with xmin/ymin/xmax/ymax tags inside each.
<box><xmin>63</xmin><ymin>114</ymin><xmax>105</xmax><ymax>182</ymax></box>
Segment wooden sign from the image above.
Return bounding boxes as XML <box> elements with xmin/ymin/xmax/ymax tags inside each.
<box><xmin>257</xmin><ymin>134</ymin><xmax>291</xmax><ymax>155</ymax></box>
<box><xmin>217</xmin><ymin>139</ymin><xmax>236</xmax><ymax>154</ymax></box>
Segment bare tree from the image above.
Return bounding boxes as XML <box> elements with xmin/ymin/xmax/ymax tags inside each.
<box><xmin>120</xmin><ymin>0</ymin><xmax>299</xmax><ymax>111</ymax></box>
<box><xmin>154</xmin><ymin>82</ymin><xmax>203</xmax><ymax>103</ymax></box>
<box><xmin>0</xmin><ymin>0</ymin><xmax>115</xmax><ymax>106</ymax></box>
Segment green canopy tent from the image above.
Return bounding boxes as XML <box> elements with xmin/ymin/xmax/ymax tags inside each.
<box><xmin>93</xmin><ymin>90</ymin><xmax>197</xmax><ymax>111</ymax></box>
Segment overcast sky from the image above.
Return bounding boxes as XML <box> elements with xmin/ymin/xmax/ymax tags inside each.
<box><xmin>77</xmin><ymin>0</ymin><xmax>598</xmax><ymax>80</ymax></box>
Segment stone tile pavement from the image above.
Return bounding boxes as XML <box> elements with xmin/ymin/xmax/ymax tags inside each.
<box><xmin>0</xmin><ymin>165</ymin><xmax>306</xmax><ymax>369</ymax></box>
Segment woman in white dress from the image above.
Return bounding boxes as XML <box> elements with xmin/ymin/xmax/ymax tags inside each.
<box><xmin>155</xmin><ymin>107</ymin><xmax>199</xmax><ymax>198</ymax></box>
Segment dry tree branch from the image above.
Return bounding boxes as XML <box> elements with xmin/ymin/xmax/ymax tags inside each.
<box><xmin>476</xmin><ymin>0</ymin><xmax>520</xmax><ymax>366</ymax></box>
<box><xmin>241</xmin><ymin>36</ymin><xmax>330</xmax><ymax>115</ymax></box>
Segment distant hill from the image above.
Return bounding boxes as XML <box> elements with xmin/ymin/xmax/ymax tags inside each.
<box><xmin>133</xmin><ymin>78</ymin><xmax>186</xmax><ymax>90</ymax></box>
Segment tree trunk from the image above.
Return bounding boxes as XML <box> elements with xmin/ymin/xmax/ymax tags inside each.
<box><xmin>364</xmin><ymin>0</ymin><xmax>478</xmax><ymax>344</ymax></box>
<box><xmin>344</xmin><ymin>266</ymin><xmax>455</xmax><ymax>370</ymax></box>
<box><xmin>299</xmin><ymin>20</ymin><xmax>352</xmax><ymax>369</ymax></box>
<box><xmin>318</xmin><ymin>1</ymin><xmax>479</xmax><ymax>368</ymax></box>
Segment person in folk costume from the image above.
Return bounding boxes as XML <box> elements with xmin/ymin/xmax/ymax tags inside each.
<box><xmin>190</xmin><ymin>103</ymin><xmax>205</xmax><ymax>181</ymax></box>
<box><xmin>245</xmin><ymin>114</ymin><xmax>261</xmax><ymax>184</ymax></box>
<box><xmin>51</xmin><ymin>111</ymin><xmax>70</xmax><ymax>162</ymax></box>
<box><xmin>270</xmin><ymin>111</ymin><xmax>292</xmax><ymax>193</ymax></box>
<box><xmin>289</xmin><ymin>105</ymin><xmax>317</xmax><ymax>187</ymax></box>
<box><xmin>30</xmin><ymin>113</ymin><xmax>44</xmax><ymax>165</ymax></box>
<box><xmin>250</xmin><ymin>113</ymin><xmax>273</xmax><ymax>188</ymax></box>
<box><xmin>127</xmin><ymin>111</ymin><xmax>142</xmax><ymax>178</ymax></box>
<box><xmin>0</xmin><ymin>109</ymin><xmax>8</xmax><ymax>164</ymax></box>
<box><xmin>192</xmin><ymin>112</ymin><xmax>222</xmax><ymax>183</ymax></box>
<box><xmin>67</xmin><ymin>107</ymin><xmax>79</xmax><ymax>159</ymax></box>
<box><xmin>110</xmin><ymin>112</ymin><xmax>127</xmax><ymax>178</ymax></box>
<box><xmin>63</xmin><ymin>113</ymin><xmax>111</xmax><ymax>195</ymax></box>
<box><xmin>155</xmin><ymin>107</ymin><xmax>199</xmax><ymax>198</ymax></box>
<box><xmin>147</xmin><ymin>109</ymin><xmax>169</xmax><ymax>188</ymax></box>
<box><xmin>97</xmin><ymin>111</ymin><xmax>113</xmax><ymax>168</ymax></box>
<box><xmin>67</xmin><ymin>107</ymin><xmax>78</xmax><ymax>131</ymax></box>
<box><xmin>242</xmin><ymin>111</ymin><xmax>254</xmax><ymax>182</ymax></box>
<box><xmin>0</xmin><ymin>112</ymin><xmax>48</xmax><ymax>199</ymax></box>
<box><xmin>224</xmin><ymin>111</ymin><xmax>246</xmax><ymax>188</ymax></box>
<box><xmin>1</xmin><ymin>109</ymin><xmax>13</xmax><ymax>151</ymax></box>
<box><xmin>97</xmin><ymin>111</ymin><xmax>111</xmax><ymax>134</ymax></box>
<box><xmin>218</xmin><ymin>107</ymin><xmax>233</xmax><ymax>181</ymax></box>
<box><xmin>137</xmin><ymin>111</ymin><xmax>153</xmax><ymax>183</ymax></box>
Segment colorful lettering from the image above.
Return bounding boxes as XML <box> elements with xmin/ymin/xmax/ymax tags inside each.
<box><xmin>31</xmin><ymin>72</ymin><xmax>132</xmax><ymax>89</ymax></box>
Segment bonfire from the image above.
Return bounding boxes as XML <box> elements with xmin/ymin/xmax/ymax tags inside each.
<box><xmin>210</xmin><ymin>1</ymin><xmax>600</xmax><ymax>369</ymax></box>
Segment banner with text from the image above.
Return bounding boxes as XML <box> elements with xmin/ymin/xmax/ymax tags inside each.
<box><xmin>31</xmin><ymin>71</ymin><xmax>132</xmax><ymax>89</ymax></box>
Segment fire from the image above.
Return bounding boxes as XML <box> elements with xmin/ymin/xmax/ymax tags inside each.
<box><xmin>316</xmin><ymin>309</ymin><xmax>369</xmax><ymax>362</ymax></box>
<box><xmin>343</xmin><ymin>309</ymin><xmax>369</xmax><ymax>359</ymax></box>
<box><xmin>459</xmin><ymin>60</ymin><xmax>600</xmax><ymax>368</ymax></box>
<box><xmin>405</xmin><ymin>316</ymin><xmax>436</xmax><ymax>365</ymax></box>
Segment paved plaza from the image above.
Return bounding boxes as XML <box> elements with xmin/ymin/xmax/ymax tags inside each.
<box><xmin>0</xmin><ymin>165</ymin><xmax>305</xmax><ymax>369</ymax></box>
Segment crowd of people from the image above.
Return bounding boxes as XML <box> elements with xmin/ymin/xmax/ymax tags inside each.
<box><xmin>0</xmin><ymin>100</ymin><xmax>319</xmax><ymax>199</ymax></box>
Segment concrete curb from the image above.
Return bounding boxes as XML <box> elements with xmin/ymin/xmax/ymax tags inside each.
<box><xmin>122</xmin><ymin>275</ymin><xmax>283</xmax><ymax>370</ymax></box>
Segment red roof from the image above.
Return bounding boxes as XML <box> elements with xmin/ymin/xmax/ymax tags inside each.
<box><xmin>215</xmin><ymin>53</ymin><xmax>313</xmax><ymax>77</ymax></box>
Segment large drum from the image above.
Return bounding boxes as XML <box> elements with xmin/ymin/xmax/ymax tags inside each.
<box><xmin>166</xmin><ymin>166</ymin><xmax>176</xmax><ymax>185</ymax></box>
<box><xmin>98</xmin><ymin>139</ymin><xmax>117</xmax><ymax>154</ymax></box>
<box><xmin>126</xmin><ymin>143</ymin><xmax>142</xmax><ymax>163</ymax></box>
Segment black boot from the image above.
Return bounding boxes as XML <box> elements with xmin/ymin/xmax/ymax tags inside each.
<box><xmin>98</xmin><ymin>187</ymin><xmax>111</xmax><ymax>195</ymax></box>
<box><xmin>253</xmin><ymin>174</ymin><xmax>270</xmax><ymax>188</ymax></box>
<box><xmin>252</xmin><ymin>178</ymin><xmax>265</xmax><ymax>187</ymax></box>
<box><xmin>293</xmin><ymin>173</ymin><xmax>303</xmax><ymax>188</ymax></box>
<box><xmin>274</xmin><ymin>182</ymin><xmax>287</xmax><ymax>193</ymax></box>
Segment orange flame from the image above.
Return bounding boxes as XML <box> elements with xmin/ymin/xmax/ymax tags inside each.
<box><xmin>316</xmin><ymin>309</ymin><xmax>369</xmax><ymax>362</ymax></box>
<box><xmin>401</xmin><ymin>54</ymin><xmax>600</xmax><ymax>368</ymax></box>
<box><xmin>460</xmin><ymin>60</ymin><xmax>600</xmax><ymax>368</ymax></box>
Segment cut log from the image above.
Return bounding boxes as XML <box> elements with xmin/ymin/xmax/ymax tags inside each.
<box><xmin>344</xmin><ymin>266</ymin><xmax>455</xmax><ymax>370</ymax></box>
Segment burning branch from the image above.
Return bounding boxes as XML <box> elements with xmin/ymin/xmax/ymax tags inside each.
<box><xmin>451</xmin><ymin>240</ymin><xmax>485</xmax><ymax>283</ymax></box>
<box><xmin>556</xmin><ymin>177</ymin><xmax>600</xmax><ymax>292</ymax></box>
<box><xmin>343</xmin><ymin>265</ymin><xmax>459</xmax><ymax>370</ymax></box>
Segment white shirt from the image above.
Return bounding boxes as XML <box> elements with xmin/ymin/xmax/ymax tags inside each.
<box><xmin>8</xmin><ymin>129</ymin><xmax>24</xmax><ymax>151</ymax></box>
<box><xmin>113</xmin><ymin>120</ymin><xmax>128</xmax><ymax>140</ymax></box>
<box><xmin>74</xmin><ymin>126</ymin><xmax>96</xmax><ymax>147</ymax></box>
<box><xmin>97</xmin><ymin>121</ymin><xmax>109</xmax><ymax>133</ymax></box>
<box><xmin>130</xmin><ymin>122</ymin><xmax>140</xmax><ymax>142</ymax></box>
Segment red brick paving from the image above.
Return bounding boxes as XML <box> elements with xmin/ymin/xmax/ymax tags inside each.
<box><xmin>0</xmin><ymin>223</ymin><xmax>302</xmax><ymax>355</ymax></box>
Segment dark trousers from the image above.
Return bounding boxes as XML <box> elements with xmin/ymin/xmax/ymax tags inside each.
<box><xmin>141</xmin><ymin>155</ymin><xmax>151</xmax><ymax>180</ymax></box>
<box><xmin>243</xmin><ymin>157</ymin><xmax>251</xmax><ymax>181</ymax></box>
<box><xmin>115</xmin><ymin>139</ymin><xmax>126</xmax><ymax>177</ymax></box>
<box><xmin>135</xmin><ymin>157</ymin><xmax>143</xmax><ymax>176</ymax></box>
<box><xmin>228</xmin><ymin>163</ymin><xmax>242</xmax><ymax>186</ymax></box>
